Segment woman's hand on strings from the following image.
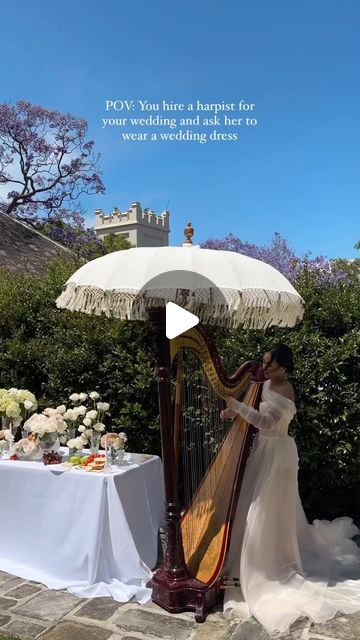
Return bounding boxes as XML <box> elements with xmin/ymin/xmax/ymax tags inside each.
<box><xmin>220</xmin><ymin>400</ymin><xmax>237</xmax><ymax>421</ymax></box>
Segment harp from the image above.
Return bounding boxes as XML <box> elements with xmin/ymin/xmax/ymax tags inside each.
<box><xmin>149</xmin><ymin>310</ymin><xmax>263</xmax><ymax>621</ymax></box>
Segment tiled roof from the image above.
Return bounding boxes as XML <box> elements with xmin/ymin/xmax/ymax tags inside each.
<box><xmin>0</xmin><ymin>213</ymin><xmax>72</xmax><ymax>275</ymax></box>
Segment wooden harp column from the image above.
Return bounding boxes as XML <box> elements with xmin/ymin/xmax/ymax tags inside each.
<box><xmin>149</xmin><ymin>308</ymin><xmax>263</xmax><ymax>621</ymax></box>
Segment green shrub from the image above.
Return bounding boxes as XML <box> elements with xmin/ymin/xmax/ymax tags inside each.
<box><xmin>0</xmin><ymin>259</ymin><xmax>160</xmax><ymax>455</ymax></box>
<box><xmin>0</xmin><ymin>259</ymin><xmax>359</xmax><ymax>523</ymax></box>
<box><xmin>212</xmin><ymin>268</ymin><xmax>360</xmax><ymax>524</ymax></box>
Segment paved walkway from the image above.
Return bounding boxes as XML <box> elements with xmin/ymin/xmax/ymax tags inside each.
<box><xmin>0</xmin><ymin>570</ymin><xmax>359</xmax><ymax>640</ymax></box>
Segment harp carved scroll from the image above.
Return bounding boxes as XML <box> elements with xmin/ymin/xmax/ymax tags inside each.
<box><xmin>170</xmin><ymin>325</ymin><xmax>263</xmax><ymax>588</ymax></box>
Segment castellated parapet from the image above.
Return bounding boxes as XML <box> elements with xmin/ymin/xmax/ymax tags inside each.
<box><xmin>94</xmin><ymin>201</ymin><xmax>170</xmax><ymax>247</ymax></box>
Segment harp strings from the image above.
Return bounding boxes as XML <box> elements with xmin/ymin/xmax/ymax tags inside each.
<box><xmin>181</xmin><ymin>350</ymin><xmax>228</xmax><ymax>544</ymax></box>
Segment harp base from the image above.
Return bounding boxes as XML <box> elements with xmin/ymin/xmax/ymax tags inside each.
<box><xmin>150</xmin><ymin>567</ymin><xmax>222</xmax><ymax>623</ymax></box>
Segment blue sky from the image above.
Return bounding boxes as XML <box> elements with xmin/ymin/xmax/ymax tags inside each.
<box><xmin>1</xmin><ymin>0</ymin><xmax>359</xmax><ymax>258</ymax></box>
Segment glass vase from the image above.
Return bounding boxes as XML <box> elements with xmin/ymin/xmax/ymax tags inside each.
<box><xmin>90</xmin><ymin>431</ymin><xmax>101</xmax><ymax>455</ymax></box>
<box><xmin>117</xmin><ymin>448</ymin><xmax>125</xmax><ymax>465</ymax></box>
<box><xmin>39</xmin><ymin>432</ymin><xmax>59</xmax><ymax>453</ymax></box>
<box><xmin>66</xmin><ymin>427</ymin><xmax>77</xmax><ymax>459</ymax></box>
<box><xmin>108</xmin><ymin>444</ymin><xmax>118</xmax><ymax>464</ymax></box>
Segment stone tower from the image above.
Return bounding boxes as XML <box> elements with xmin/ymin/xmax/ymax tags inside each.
<box><xmin>94</xmin><ymin>202</ymin><xmax>170</xmax><ymax>247</ymax></box>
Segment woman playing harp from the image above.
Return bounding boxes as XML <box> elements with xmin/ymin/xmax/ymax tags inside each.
<box><xmin>221</xmin><ymin>343</ymin><xmax>360</xmax><ymax>637</ymax></box>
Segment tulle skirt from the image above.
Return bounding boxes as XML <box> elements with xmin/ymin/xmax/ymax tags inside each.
<box><xmin>223</xmin><ymin>432</ymin><xmax>360</xmax><ymax>637</ymax></box>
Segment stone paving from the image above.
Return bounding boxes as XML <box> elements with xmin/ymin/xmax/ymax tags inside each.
<box><xmin>1</xmin><ymin>569</ymin><xmax>360</xmax><ymax>640</ymax></box>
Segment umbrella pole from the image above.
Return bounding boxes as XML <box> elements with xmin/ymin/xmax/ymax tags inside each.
<box><xmin>149</xmin><ymin>308</ymin><xmax>187</xmax><ymax>579</ymax></box>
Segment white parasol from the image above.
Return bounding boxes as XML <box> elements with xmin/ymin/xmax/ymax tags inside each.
<box><xmin>56</xmin><ymin>245</ymin><xmax>304</xmax><ymax>329</ymax></box>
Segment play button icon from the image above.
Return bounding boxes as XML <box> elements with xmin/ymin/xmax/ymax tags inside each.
<box><xmin>166</xmin><ymin>302</ymin><xmax>199</xmax><ymax>339</ymax></box>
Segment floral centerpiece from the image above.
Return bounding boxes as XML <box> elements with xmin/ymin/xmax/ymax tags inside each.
<box><xmin>0</xmin><ymin>388</ymin><xmax>37</xmax><ymax>434</ymax></box>
<box><xmin>0</xmin><ymin>429</ymin><xmax>15</xmax><ymax>458</ymax></box>
<box><xmin>64</xmin><ymin>391</ymin><xmax>109</xmax><ymax>454</ymax></box>
<box><xmin>100</xmin><ymin>432</ymin><xmax>127</xmax><ymax>450</ymax></box>
<box><xmin>24</xmin><ymin>408</ymin><xmax>67</xmax><ymax>452</ymax></box>
<box><xmin>11</xmin><ymin>435</ymin><xmax>43</xmax><ymax>461</ymax></box>
<box><xmin>100</xmin><ymin>431</ymin><xmax>127</xmax><ymax>464</ymax></box>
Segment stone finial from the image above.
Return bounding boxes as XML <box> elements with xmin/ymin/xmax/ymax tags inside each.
<box><xmin>183</xmin><ymin>222</ymin><xmax>194</xmax><ymax>245</ymax></box>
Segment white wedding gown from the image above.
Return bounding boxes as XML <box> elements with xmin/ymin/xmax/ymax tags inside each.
<box><xmin>223</xmin><ymin>379</ymin><xmax>360</xmax><ymax>636</ymax></box>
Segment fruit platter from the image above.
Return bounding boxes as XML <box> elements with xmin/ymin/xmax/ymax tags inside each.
<box><xmin>66</xmin><ymin>453</ymin><xmax>107</xmax><ymax>472</ymax></box>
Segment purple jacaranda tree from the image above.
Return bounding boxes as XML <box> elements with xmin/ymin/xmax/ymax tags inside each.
<box><xmin>201</xmin><ymin>232</ymin><xmax>349</xmax><ymax>285</ymax></box>
<box><xmin>43</xmin><ymin>215</ymin><xmax>104</xmax><ymax>260</ymax></box>
<box><xmin>0</xmin><ymin>100</ymin><xmax>105</xmax><ymax>226</ymax></box>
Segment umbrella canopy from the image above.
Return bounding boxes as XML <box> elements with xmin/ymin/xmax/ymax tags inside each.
<box><xmin>56</xmin><ymin>245</ymin><xmax>304</xmax><ymax>329</ymax></box>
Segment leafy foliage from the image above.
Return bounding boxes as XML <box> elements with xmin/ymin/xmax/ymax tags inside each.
<box><xmin>41</xmin><ymin>221</ymin><xmax>133</xmax><ymax>260</ymax></box>
<box><xmin>0</xmin><ymin>259</ymin><xmax>160</xmax><ymax>455</ymax></box>
<box><xmin>0</xmin><ymin>236</ymin><xmax>359</xmax><ymax>523</ymax></box>
<box><xmin>212</xmin><ymin>268</ymin><xmax>360</xmax><ymax>523</ymax></box>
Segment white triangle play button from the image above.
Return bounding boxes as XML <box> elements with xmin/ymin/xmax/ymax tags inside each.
<box><xmin>166</xmin><ymin>302</ymin><xmax>199</xmax><ymax>339</ymax></box>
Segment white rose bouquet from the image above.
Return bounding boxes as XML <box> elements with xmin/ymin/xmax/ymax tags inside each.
<box><xmin>65</xmin><ymin>390</ymin><xmax>110</xmax><ymax>447</ymax></box>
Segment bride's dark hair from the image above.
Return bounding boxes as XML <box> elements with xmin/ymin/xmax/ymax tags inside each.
<box><xmin>270</xmin><ymin>343</ymin><xmax>294</xmax><ymax>373</ymax></box>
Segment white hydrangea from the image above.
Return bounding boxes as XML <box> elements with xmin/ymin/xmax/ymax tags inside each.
<box><xmin>6</xmin><ymin>401</ymin><xmax>21</xmax><ymax>418</ymax></box>
<box><xmin>17</xmin><ymin>390</ymin><xmax>37</xmax><ymax>405</ymax></box>
<box><xmin>53</xmin><ymin>414</ymin><xmax>67</xmax><ymax>434</ymax></box>
<box><xmin>24</xmin><ymin>400</ymin><xmax>35</xmax><ymax>410</ymax></box>
<box><xmin>43</xmin><ymin>407</ymin><xmax>57</xmax><ymax>417</ymax></box>
<box><xmin>8</xmin><ymin>388</ymin><xmax>21</xmax><ymax>402</ymax></box>
<box><xmin>24</xmin><ymin>413</ymin><xmax>61</xmax><ymax>437</ymax></box>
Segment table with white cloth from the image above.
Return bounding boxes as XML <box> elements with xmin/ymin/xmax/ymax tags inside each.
<box><xmin>0</xmin><ymin>450</ymin><xmax>165</xmax><ymax>603</ymax></box>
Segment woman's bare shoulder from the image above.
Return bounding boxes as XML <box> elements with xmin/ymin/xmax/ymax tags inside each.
<box><xmin>272</xmin><ymin>381</ymin><xmax>295</xmax><ymax>402</ymax></box>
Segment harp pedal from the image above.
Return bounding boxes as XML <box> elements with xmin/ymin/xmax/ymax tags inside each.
<box><xmin>221</xmin><ymin>577</ymin><xmax>241</xmax><ymax>588</ymax></box>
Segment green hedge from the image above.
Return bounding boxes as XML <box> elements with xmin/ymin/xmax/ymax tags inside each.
<box><xmin>212</xmin><ymin>267</ymin><xmax>360</xmax><ymax>523</ymax></box>
<box><xmin>0</xmin><ymin>259</ymin><xmax>359</xmax><ymax>523</ymax></box>
<box><xmin>0</xmin><ymin>259</ymin><xmax>160</xmax><ymax>456</ymax></box>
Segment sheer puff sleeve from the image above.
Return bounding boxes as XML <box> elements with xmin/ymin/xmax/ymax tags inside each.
<box><xmin>226</xmin><ymin>397</ymin><xmax>284</xmax><ymax>431</ymax></box>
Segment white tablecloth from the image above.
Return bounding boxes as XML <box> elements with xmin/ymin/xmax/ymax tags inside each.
<box><xmin>0</xmin><ymin>450</ymin><xmax>165</xmax><ymax>603</ymax></box>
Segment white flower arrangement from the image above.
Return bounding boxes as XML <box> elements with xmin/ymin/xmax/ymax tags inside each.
<box><xmin>0</xmin><ymin>388</ymin><xmax>37</xmax><ymax>427</ymax></box>
<box><xmin>65</xmin><ymin>390</ymin><xmax>110</xmax><ymax>447</ymax></box>
<box><xmin>67</xmin><ymin>435</ymin><xmax>88</xmax><ymax>450</ymax></box>
<box><xmin>1</xmin><ymin>387</ymin><xmax>112</xmax><ymax>452</ymax></box>
<box><xmin>23</xmin><ymin>412</ymin><xmax>67</xmax><ymax>439</ymax></box>
<box><xmin>100</xmin><ymin>431</ymin><xmax>127</xmax><ymax>450</ymax></box>
<box><xmin>3</xmin><ymin>429</ymin><xmax>15</xmax><ymax>444</ymax></box>
<box><xmin>12</xmin><ymin>437</ymin><xmax>43</xmax><ymax>460</ymax></box>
